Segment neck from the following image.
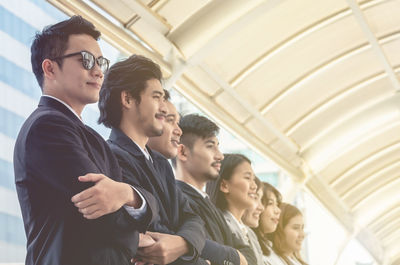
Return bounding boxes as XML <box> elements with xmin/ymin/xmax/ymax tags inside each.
<box><xmin>175</xmin><ymin>163</ymin><xmax>206</xmax><ymax>191</ymax></box>
<box><xmin>119</xmin><ymin>118</ymin><xmax>148</xmax><ymax>149</ymax></box>
<box><xmin>44</xmin><ymin>90</ymin><xmax>84</xmax><ymax>116</ymax></box>
<box><xmin>283</xmin><ymin>250</ymin><xmax>295</xmax><ymax>259</ymax></box>
<box><xmin>226</xmin><ymin>205</ymin><xmax>246</xmax><ymax>222</ymax></box>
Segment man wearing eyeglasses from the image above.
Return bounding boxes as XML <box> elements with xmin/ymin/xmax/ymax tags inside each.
<box><xmin>14</xmin><ymin>16</ymin><xmax>157</xmax><ymax>265</ymax></box>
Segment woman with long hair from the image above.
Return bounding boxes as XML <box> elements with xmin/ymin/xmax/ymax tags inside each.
<box><xmin>254</xmin><ymin>182</ymin><xmax>283</xmax><ymax>264</ymax></box>
<box><xmin>270</xmin><ymin>203</ymin><xmax>307</xmax><ymax>265</ymax></box>
<box><xmin>206</xmin><ymin>153</ymin><xmax>265</xmax><ymax>265</ymax></box>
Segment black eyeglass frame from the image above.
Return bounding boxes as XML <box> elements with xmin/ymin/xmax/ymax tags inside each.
<box><xmin>50</xmin><ymin>51</ymin><xmax>110</xmax><ymax>73</ymax></box>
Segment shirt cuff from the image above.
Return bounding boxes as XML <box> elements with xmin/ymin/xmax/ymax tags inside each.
<box><xmin>180</xmin><ymin>245</ymin><xmax>196</xmax><ymax>261</ymax></box>
<box><xmin>123</xmin><ymin>186</ymin><xmax>147</xmax><ymax>219</ymax></box>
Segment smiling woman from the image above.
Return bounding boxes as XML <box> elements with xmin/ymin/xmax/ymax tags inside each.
<box><xmin>271</xmin><ymin>203</ymin><xmax>308</xmax><ymax>265</ymax></box>
<box><xmin>206</xmin><ymin>153</ymin><xmax>266</xmax><ymax>265</ymax></box>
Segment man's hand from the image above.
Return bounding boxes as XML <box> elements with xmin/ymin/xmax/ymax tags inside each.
<box><xmin>71</xmin><ymin>173</ymin><xmax>140</xmax><ymax>219</ymax></box>
<box><xmin>130</xmin><ymin>234</ymin><xmax>157</xmax><ymax>265</ymax></box>
<box><xmin>238</xmin><ymin>250</ymin><xmax>248</xmax><ymax>265</ymax></box>
<box><xmin>139</xmin><ymin>233</ymin><xmax>156</xmax><ymax>248</ymax></box>
<box><xmin>136</xmin><ymin>232</ymin><xmax>189</xmax><ymax>265</ymax></box>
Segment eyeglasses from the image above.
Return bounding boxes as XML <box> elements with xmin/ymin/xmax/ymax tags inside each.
<box><xmin>51</xmin><ymin>51</ymin><xmax>110</xmax><ymax>73</ymax></box>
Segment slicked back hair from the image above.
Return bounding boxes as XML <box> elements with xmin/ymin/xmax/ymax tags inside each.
<box><xmin>98</xmin><ymin>54</ymin><xmax>162</xmax><ymax>128</ymax></box>
<box><xmin>31</xmin><ymin>15</ymin><xmax>101</xmax><ymax>89</ymax></box>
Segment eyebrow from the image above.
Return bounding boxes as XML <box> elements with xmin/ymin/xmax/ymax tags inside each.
<box><xmin>205</xmin><ymin>139</ymin><xmax>217</xmax><ymax>145</ymax></box>
<box><xmin>153</xmin><ymin>90</ymin><xmax>164</xmax><ymax>97</ymax></box>
<box><xmin>166</xmin><ymin>114</ymin><xmax>176</xmax><ymax>118</ymax></box>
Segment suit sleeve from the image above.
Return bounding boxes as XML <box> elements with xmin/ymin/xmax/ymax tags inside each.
<box><xmin>158</xmin><ymin>162</ymin><xmax>205</xmax><ymax>262</ymax></box>
<box><xmin>25</xmin><ymin>115</ymin><xmax>153</xmax><ymax>256</ymax></box>
<box><xmin>231</xmin><ymin>234</ymin><xmax>257</xmax><ymax>265</ymax></box>
<box><xmin>200</xmin><ymin>239</ymin><xmax>240</xmax><ymax>265</ymax></box>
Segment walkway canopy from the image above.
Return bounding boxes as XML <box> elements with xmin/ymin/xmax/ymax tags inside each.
<box><xmin>47</xmin><ymin>0</ymin><xmax>400</xmax><ymax>264</ymax></box>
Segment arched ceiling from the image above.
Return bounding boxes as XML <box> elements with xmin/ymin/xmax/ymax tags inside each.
<box><xmin>47</xmin><ymin>0</ymin><xmax>400</xmax><ymax>263</ymax></box>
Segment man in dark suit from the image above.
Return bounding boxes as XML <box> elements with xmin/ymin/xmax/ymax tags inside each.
<box><xmin>93</xmin><ymin>54</ymin><xmax>206</xmax><ymax>265</ymax></box>
<box><xmin>174</xmin><ymin>114</ymin><xmax>256</xmax><ymax>265</ymax></box>
<box><xmin>14</xmin><ymin>16</ymin><xmax>157</xmax><ymax>265</ymax></box>
<box><xmin>146</xmin><ymin>96</ymin><xmax>255</xmax><ymax>265</ymax></box>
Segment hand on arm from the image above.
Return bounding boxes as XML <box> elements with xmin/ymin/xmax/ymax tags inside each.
<box><xmin>71</xmin><ymin>173</ymin><xmax>142</xmax><ymax>219</ymax></box>
<box><xmin>136</xmin><ymin>231</ymin><xmax>189</xmax><ymax>265</ymax></box>
<box><xmin>238</xmin><ymin>250</ymin><xmax>248</xmax><ymax>265</ymax></box>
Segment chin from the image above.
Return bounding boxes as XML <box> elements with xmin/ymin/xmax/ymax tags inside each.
<box><xmin>165</xmin><ymin>150</ymin><xmax>177</xmax><ymax>159</ymax></box>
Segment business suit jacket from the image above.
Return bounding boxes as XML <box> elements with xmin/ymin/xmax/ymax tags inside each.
<box><xmin>14</xmin><ymin>96</ymin><xmax>157</xmax><ymax>265</ymax></box>
<box><xmin>176</xmin><ymin>180</ymin><xmax>257</xmax><ymax>265</ymax></box>
<box><xmin>107</xmin><ymin>128</ymin><xmax>206</xmax><ymax>264</ymax></box>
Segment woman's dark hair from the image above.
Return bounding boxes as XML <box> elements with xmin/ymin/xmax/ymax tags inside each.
<box><xmin>31</xmin><ymin>15</ymin><xmax>100</xmax><ymax>89</ymax></box>
<box><xmin>98</xmin><ymin>54</ymin><xmax>162</xmax><ymax>128</ymax></box>
<box><xmin>206</xmin><ymin>153</ymin><xmax>251</xmax><ymax>210</ymax></box>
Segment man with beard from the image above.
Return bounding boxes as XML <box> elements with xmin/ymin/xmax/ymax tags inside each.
<box><xmin>94</xmin><ymin>54</ymin><xmax>207</xmax><ymax>265</ymax></box>
<box><xmin>174</xmin><ymin>114</ymin><xmax>256</xmax><ymax>265</ymax></box>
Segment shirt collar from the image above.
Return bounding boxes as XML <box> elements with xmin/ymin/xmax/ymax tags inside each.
<box><xmin>226</xmin><ymin>210</ymin><xmax>247</xmax><ymax>231</ymax></box>
<box><xmin>185</xmin><ymin>182</ymin><xmax>208</xmax><ymax>198</ymax></box>
<box><xmin>130</xmin><ymin>139</ymin><xmax>153</xmax><ymax>162</ymax></box>
<box><xmin>43</xmin><ymin>95</ymin><xmax>83</xmax><ymax>121</ymax></box>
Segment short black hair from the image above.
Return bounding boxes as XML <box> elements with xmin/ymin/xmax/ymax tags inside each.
<box><xmin>179</xmin><ymin>114</ymin><xmax>219</xmax><ymax>150</ymax></box>
<box><xmin>206</xmin><ymin>153</ymin><xmax>251</xmax><ymax>210</ymax></box>
<box><xmin>31</xmin><ymin>15</ymin><xmax>101</xmax><ymax>89</ymax></box>
<box><xmin>98</xmin><ymin>54</ymin><xmax>162</xmax><ymax>128</ymax></box>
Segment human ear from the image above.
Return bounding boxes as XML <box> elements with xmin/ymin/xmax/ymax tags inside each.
<box><xmin>42</xmin><ymin>59</ymin><xmax>55</xmax><ymax>79</ymax></box>
<box><xmin>220</xmin><ymin>179</ymin><xmax>229</xmax><ymax>194</ymax></box>
<box><xmin>177</xmin><ymin>144</ymin><xmax>187</xmax><ymax>162</ymax></box>
<box><xmin>121</xmin><ymin>91</ymin><xmax>131</xmax><ymax>108</ymax></box>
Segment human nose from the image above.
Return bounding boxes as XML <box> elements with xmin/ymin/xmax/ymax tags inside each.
<box><xmin>159</xmin><ymin>99</ymin><xmax>167</xmax><ymax>115</ymax></box>
<box><xmin>91</xmin><ymin>60</ymin><xmax>104</xmax><ymax>79</ymax></box>
<box><xmin>250</xmin><ymin>180</ymin><xmax>257</xmax><ymax>192</ymax></box>
<box><xmin>174</xmin><ymin>124</ymin><xmax>182</xmax><ymax>137</ymax></box>
<box><xmin>215</xmin><ymin>148</ymin><xmax>224</xmax><ymax>161</ymax></box>
<box><xmin>275</xmin><ymin>205</ymin><xmax>281</xmax><ymax>215</ymax></box>
<box><xmin>299</xmin><ymin>228</ymin><xmax>305</xmax><ymax>239</ymax></box>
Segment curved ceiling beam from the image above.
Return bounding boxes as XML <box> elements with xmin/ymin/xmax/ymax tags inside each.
<box><xmin>301</xmin><ymin>99</ymin><xmax>400</xmax><ymax>170</ymax></box>
<box><xmin>347</xmin><ymin>0</ymin><xmax>400</xmax><ymax>92</ymax></box>
<box><xmin>286</xmin><ymin>46</ymin><xmax>400</xmax><ymax>137</ymax></box>
<box><xmin>286</xmin><ymin>71</ymin><xmax>385</xmax><ymax>138</ymax></box>
<box><xmin>263</xmin><ymin>31</ymin><xmax>400</xmax><ymax>126</ymax></box>
<box><xmin>123</xmin><ymin>0</ymin><xmax>171</xmax><ymax>33</ymax></box>
<box><xmin>382</xmin><ymin>230</ymin><xmax>400</xmax><ymax>247</ymax></box>
<box><xmin>351</xmin><ymin>176</ymin><xmax>400</xmax><ymax>210</ymax></box>
<box><xmin>340</xmin><ymin>160</ymin><xmax>400</xmax><ymax>198</ymax></box>
<box><xmin>329</xmin><ymin>141</ymin><xmax>400</xmax><ymax>186</ymax></box>
<box><xmin>368</xmin><ymin>205</ymin><xmax>400</xmax><ymax>230</ymax></box>
<box><xmin>167</xmin><ymin>0</ymin><xmax>282</xmax><ymax>61</ymax></box>
<box><xmin>230</xmin><ymin>0</ymin><xmax>386</xmax><ymax>89</ymax></box>
<box><xmin>231</xmin><ymin>8</ymin><xmax>351</xmax><ymax>89</ymax></box>
<box><xmin>199</xmin><ymin>63</ymin><xmax>299</xmax><ymax>154</ymax></box>
<box><xmin>374</xmin><ymin>218</ymin><xmax>400</xmax><ymax>239</ymax></box>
